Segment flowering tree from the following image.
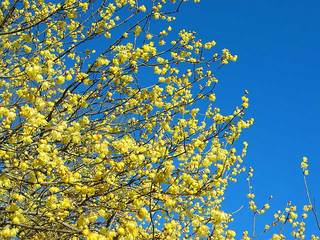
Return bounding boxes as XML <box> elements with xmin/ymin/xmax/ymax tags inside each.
<box><xmin>0</xmin><ymin>0</ymin><xmax>318</xmax><ymax>239</ymax></box>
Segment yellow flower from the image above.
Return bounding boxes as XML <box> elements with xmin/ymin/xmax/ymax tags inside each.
<box><xmin>209</xmin><ymin>93</ymin><xmax>216</xmax><ymax>102</ymax></box>
<box><xmin>57</xmin><ymin>75</ymin><xmax>65</xmax><ymax>84</ymax></box>
<box><xmin>138</xmin><ymin>207</ymin><xmax>148</xmax><ymax>219</ymax></box>
<box><xmin>139</xmin><ymin>5</ymin><xmax>146</xmax><ymax>12</ymax></box>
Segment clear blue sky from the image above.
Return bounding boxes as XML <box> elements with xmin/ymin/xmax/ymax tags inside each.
<box><xmin>175</xmin><ymin>0</ymin><xmax>320</xmax><ymax>237</ymax></box>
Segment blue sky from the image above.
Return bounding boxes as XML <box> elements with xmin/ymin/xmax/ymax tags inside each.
<box><xmin>175</xmin><ymin>0</ymin><xmax>320</xmax><ymax>237</ymax></box>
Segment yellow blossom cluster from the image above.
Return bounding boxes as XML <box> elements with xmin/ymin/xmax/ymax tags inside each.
<box><xmin>0</xmin><ymin>0</ymin><xmax>317</xmax><ymax>239</ymax></box>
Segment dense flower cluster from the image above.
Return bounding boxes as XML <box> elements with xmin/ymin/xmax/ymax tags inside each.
<box><xmin>0</xmin><ymin>0</ymin><xmax>317</xmax><ymax>239</ymax></box>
